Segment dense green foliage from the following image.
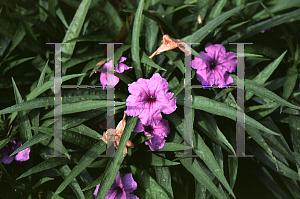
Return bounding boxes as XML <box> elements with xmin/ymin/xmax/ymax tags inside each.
<box><xmin>0</xmin><ymin>0</ymin><xmax>300</xmax><ymax>198</ymax></box>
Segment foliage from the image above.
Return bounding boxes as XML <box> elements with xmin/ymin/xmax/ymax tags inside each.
<box><xmin>0</xmin><ymin>0</ymin><xmax>300</xmax><ymax>198</ymax></box>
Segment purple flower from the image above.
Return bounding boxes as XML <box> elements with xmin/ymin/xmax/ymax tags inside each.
<box><xmin>0</xmin><ymin>140</ymin><xmax>30</xmax><ymax>164</ymax></box>
<box><xmin>133</xmin><ymin>118</ymin><xmax>170</xmax><ymax>151</ymax></box>
<box><xmin>261</xmin><ymin>28</ymin><xmax>271</xmax><ymax>33</ymax></box>
<box><xmin>93</xmin><ymin>171</ymin><xmax>138</xmax><ymax>199</ymax></box>
<box><xmin>125</xmin><ymin>73</ymin><xmax>177</xmax><ymax>127</ymax></box>
<box><xmin>95</xmin><ymin>57</ymin><xmax>132</xmax><ymax>90</ymax></box>
<box><xmin>191</xmin><ymin>43</ymin><xmax>237</xmax><ymax>87</ymax></box>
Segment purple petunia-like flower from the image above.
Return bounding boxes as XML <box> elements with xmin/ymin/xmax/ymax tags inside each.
<box><xmin>95</xmin><ymin>57</ymin><xmax>132</xmax><ymax>90</ymax></box>
<box><xmin>125</xmin><ymin>73</ymin><xmax>177</xmax><ymax>127</ymax></box>
<box><xmin>133</xmin><ymin>118</ymin><xmax>170</xmax><ymax>151</ymax></box>
<box><xmin>191</xmin><ymin>43</ymin><xmax>237</xmax><ymax>87</ymax></box>
<box><xmin>0</xmin><ymin>140</ymin><xmax>30</xmax><ymax>164</ymax></box>
<box><xmin>93</xmin><ymin>171</ymin><xmax>138</xmax><ymax>199</ymax></box>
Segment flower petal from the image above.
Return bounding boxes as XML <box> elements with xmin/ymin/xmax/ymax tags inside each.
<box><xmin>133</xmin><ymin>119</ymin><xmax>144</xmax><ymax>132</ymax></box>
<box><xmin>0</xmin><ymin>146</ymin><xmax>14</xmax><ymax>164</ymax></box>
<box><xmin>205</xmin><ymin>43</ymin><xmax>226</xmax><ymax>60</ymax></box>
<box><xmin>139</xmin><ymin>107</ymin><xmax>162</xmax><ymax>127</ymax></box>
<box><xmin>145</xmin><ymin>135</ymin><xmax>166</xmax><ymax>151</ymax></box>
<box><xmin>122</xmin><ymin>173</ymin><xmax>137</xmax><ymax>193</ymax></box>
<box><xmin>217</xmin><ymin>52</ymin><xmax>237</xmax><ymax>73</ymax></box>
<box><xmin>212</xmin><ymin>65</ymin><xmax>234</xmax><ymax>87</ymax></box>
<box><xmin>15</xmin><ymin>147</ymin><xmax>30</xmax><ymax>162</ymax></box>
<box><xmin>148</xmin><ymin>73</ymin><xmax>169</xmax><ymax>95</ymax></box>
<box><xmin>93</xmin><ymin>184</ymin><xmax>100</xmax><ymax>197</ymax></box>
<box><xmin>152</xmin><ymin>119</ymin><xmax>170</xmax><ymax>138</ymax></box>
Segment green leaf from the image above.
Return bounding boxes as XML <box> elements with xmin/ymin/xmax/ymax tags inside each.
<box><xmin>54</xmin><ymin>141</ymin><xmax>106</xmax><ymax>195</ymax></box>
<box><xmin>131</xmin><ymin>0</ymin><xmax>145</xmax><ymax>79</ymax></box>
<box><xmin>207</xmin><ymin>0</ymin><xmax>227</xmax><ymax>21</ymax></box>
<box><xmin>11</xmin><ymin>78</ymin><xmax>32</xmax><ymax>143</ymax></box>
<box><xmin>26</xmin><ymin>73</ymin><xmax>84</xmax><ymax>101</ymax></box>
<box><xmin>156</xmin><ymin>142</ymin><xmax>192</xmax><ymax>151</ymax></box>
<box><xmin>283</xmin><ymin>67</ymin><xmax>298</xmax><ymax>100</ymax></box>
<box><xmin>130</xmin><ymin>165</ymin><xmax>170</xmax><ymax>199</ymax></box>
<box><xmin>154</xmin><ymin>160</ymin><xmax>174</xmax><ymax>199</ymax></box>
<box><xmin>10</xmin><ymin>133</ymin><xmax>50</xmax><ymax>156</ymax></box>
<box><xmin>0</xmin><ymin>97</ymin><xmax>53</xmax><ymax>115</ymax></box>
<box><xmin>41</xmin><ymin>100</ymin><xmax>125</xmax><ymax>119</ymax></box>
<box><xmin>65</xmin><ymin>35</ymin><xmax>111</xmax><ymax>43</ymax></box>
<box><xmin>4</xmin><ymin>24</ymin><xmax>26</xmax><ymax>59</ymax></box>
<box><xmin>228</xmin><ymin>157</ymin><xmax>238</xmax><ymax>189</ymax></box>
<box><xmin>55</xmin><ymin>165</ymin><xmax>85</xmax><ymax>199</ymax></box>
<box><xmin>87</xmin><ymin>158</ymin><xmax>108</xmax><ymax>168</ymax></box>
<box><xmin>68</xmin><ymin>124</ymin><xmax>102</xmax><ymax>140</ymax></box>
<box><xmin>253</xmin><ymin>0</ymin><xmax>300</xmax><ymax>20</ymax></box>
<box><xmin>195</xmin><ymin>111</ymin><xmax>235</xmax><ymax>155</ymax></box>
<box><xmin>186</xmin><ymin>4</ymin><xmax>246</xmax><ymax>43</ymax></box>
<box><xmin>145</xmin><ymin>10</ymin><xmax>159</xmax><ymax>57</ymax></box>
<box><xmin>124</xmin><ymin>9</ymin><xmax>179</xmax><ymax>38</ymax></box>
<box><xmin>61</xmin><ymin>0</ymin><xmax>92</xmax><ymax>62</ymax></box>
<box><xmin>141</xmin><ymin>51</ymin><xmax>167</xmax><ymax>71</ymax></box>
<box><xmin>245</xmin><ymin>125</ymin><xmax>278</xmax><ymax>167</ymax></box>
<box><xmin>260</xmin><ymin>117</ymin><xmax>295</xmax><ymax>162</ymax></box>
<box><xmin>245</xmin><ymin>51</ymin><xmax>287</xmax><ymax>101</ymax></box>
<box><xmin>165</xmin><ymin>112</ymin><xmax>235</xmax><ymax>198</ymax></box>
<box><xmin>31</xmin><ymin>127</ymin><xmax>99</xmax><ymax>150</ymax></box>
<box><xmin>165</xmin><ymin>51</ymin><xmax>184</xmax><ymax>74</ymax></box>
<box><xmin>238</xmin><ymin>76</ymin><xmax>300</xmax><ymax>110</ymax></box>
<box><xmin>17</xmin><ymin>157</ymin><xmax>72</xmax><ymax>180</ymax></box>
<box><xmin>289</xmin><ymin>115</ymin><xmax>300</xmax><ymax>181</ymax></box>
<box><xmin>37</xmin><ymin>60</ymin><xmax>49</xmax><ymax>87</ymax></box>
<box><xmin>141</xmin><ymin>153</ymin><xmax>180</xmax><ymax>166</ymax></box>
<box><xmin>251</xmin><ymin>165</ymin><xmax>291</xmax><ymax>199</ymax></box>
<box><xmin>175</xmin><ymin>153</ymin><xmax>224</xmax><ymax>199</ymax></box>
<box><xmin>247</xmin><ymin>142</ymin><xmax>299</xmax><ymax>181</ymax></box>
<box><xmin>2</xmin><ymin>57</ymin><xmax>35</xmax><ymax>75</ymax></box>
<box><xmin>182</xmin><ymin>94</ymin><xmax>279</xmax><ymax>135</ymax></box>
<box><xmin>222</xmin><ymin>8</ymin><xmax>300</xmax><ymax>45</ymax></box>
<box><xmin>32</xmin><ymin>177</ymin><xmax>54</xmax><ymax>189</ymax></box>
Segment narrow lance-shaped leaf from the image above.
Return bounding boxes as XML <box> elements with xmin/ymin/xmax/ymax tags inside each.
<box><xmin>11</xmin><ymin>78</ymin><xmax>32</xmax><ymax>143</ymax></box>
<box><xmin>54</xmin><ymin>141</ymin><xmax>106</xmax><ymax>195</ymax></box>
<box><xmin>289</xmin><ymin>115</ymin><xmax>300</xmax><ymax>181</ymax></box>
<box><xmin>131</xmin><ymin>0</ymin><xmax>145</xmax><ymax>79</ymax></box>
<box><xmin>245</xmin><ymin>51</ymin><xmax>287</xmax><ymax>101</ymax></box>
<box><xmin>61</xmin><ymin>0</ymin><xmax>92</xmax><ymax>63</ymax></box>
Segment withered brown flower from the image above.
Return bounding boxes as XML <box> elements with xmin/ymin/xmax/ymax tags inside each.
<box><xmin>100</xmin><ymin>113</ymin><xmax>134</xmax><ymax>154</ymax></box>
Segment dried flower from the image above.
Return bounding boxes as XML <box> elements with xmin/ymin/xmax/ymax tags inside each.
<box><xmin>149</xmin><ymin>35</ymin><xmax>191</xmax><ymax>59</ymax></box>
<box><xmin>100</xmin><ymin>113</ymin><xmax>134</xmax><ymax>154</ymax></box>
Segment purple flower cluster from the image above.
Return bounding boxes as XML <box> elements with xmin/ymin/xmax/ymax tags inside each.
<box><xmin>191</xmin><ymin>43</ymin><xmax>237</xmax><ymax>88</ymax></box>
<box><xmin>93</xmin><ymin>171</ymin><xmax>138</xmax><ymax>199</ymax></box>
<box><xmin>0</xmin><ymin>140</ymin><xmax>30</xmax><ymax>164</ymax></box>
<box><xmin>125</xmin><ymin>73</ymin><xmax>176</xmax><ymax>151</ymax></box>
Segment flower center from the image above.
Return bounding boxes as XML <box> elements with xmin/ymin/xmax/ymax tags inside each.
<box><xmin>144</xmin><ymin>125</ymin><xmax>154</xmax><ymax>133</ymax></box>
<box><xmin>210</xmin><ymin>60</ymin><xmax>217</xmax><ymax>69</ymax></box>
<box><xmin>116</xmin><ymin>187</ymin><xmax>123</xmax><ymax>194</ymax></box>
<box><xmin>147</xmin><ymin>95</ymin><xmax>156</xmax><ymax>103</ymax></box>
